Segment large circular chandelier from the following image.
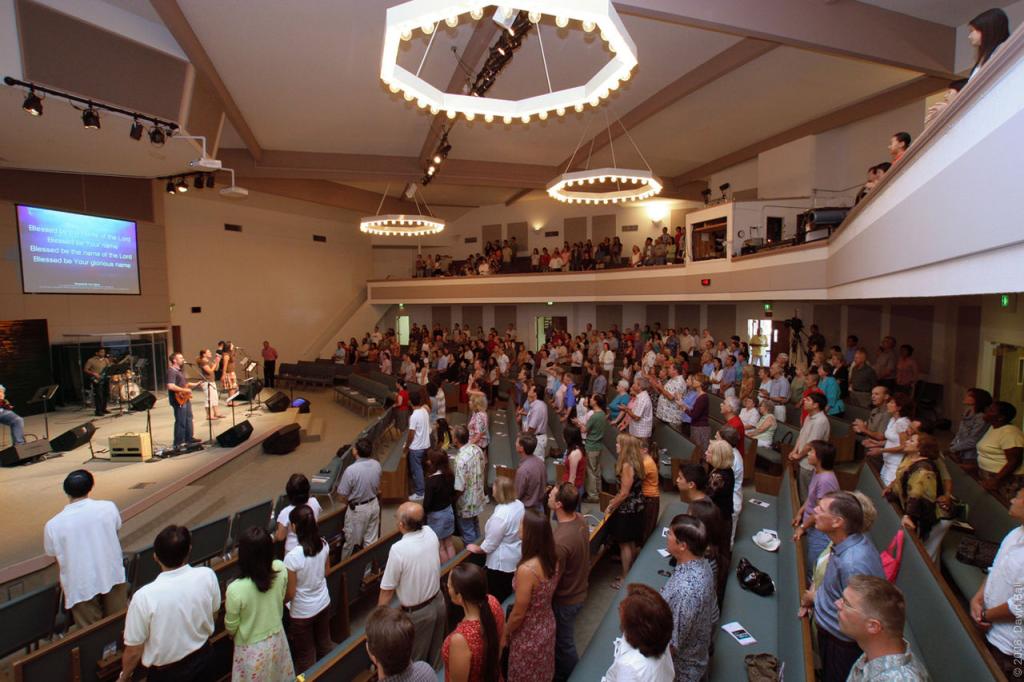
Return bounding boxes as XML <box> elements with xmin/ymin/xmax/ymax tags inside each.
<box><xmin>360</xmin><ymin>185</ymin><xmax>445</xmax><ymax>237</ymax></box>
<box><xmin>380</xmin><ymin>1</ymin><xmax>638</xmax><ymax>123</ymax></box>
<box><xmin>547</xmin><ymin>168</ymin><xmax>662</xmax><ymax>205</ymax></box>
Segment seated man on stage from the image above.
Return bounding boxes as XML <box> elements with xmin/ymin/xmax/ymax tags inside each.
<box><xmin>0</xmin><ymin>384</ymin><xmax>25</xmax><ymax>445</ymax></box>
<box><xmin>84</xmin><ymin>347</ymin><xmax>110</xmax><ymax>416</ymax></box>
<box><xmin>166</xmin><ymin>353</ymin><xmax>202</xmax><ymax>450</ymax></box>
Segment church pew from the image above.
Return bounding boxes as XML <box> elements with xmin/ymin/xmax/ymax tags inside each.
<box><xmin>856</xmin><ymin>464</ymin><xmax>1005</xmax><ymax>680</ymax></box>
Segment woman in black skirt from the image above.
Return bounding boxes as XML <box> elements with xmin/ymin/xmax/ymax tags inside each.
<box><xmin>607</xmin><ymin>433</ymin><xmax>647</xmax><ymax>590</ymax></box>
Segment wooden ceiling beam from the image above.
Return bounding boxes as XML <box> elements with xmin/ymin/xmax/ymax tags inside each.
<box><xmin>151</xmin><ymin>0</ymin><xmax>263</xmax><ymax>161</ymax></box>
<box><xmin>670</xmin><ymin>75</ymin><xmax>949</xmax><ymax>187</ymax></box>
<box><xmin>613</xmin><ymin>0</ymin><xmax>957</xmax><ymax>77</ymax></box>
<box><xmin>220</xmin><ymin>148</ymin><xmax>558</xmax><ymax>189</ymax></box>
<box><xmin>559</xmin><ymin>38</ymin><xmax>778</xmax><ymax>173</ymax></box>
<box><xmin>239</xmin><ymin>178</ymin><xmax>420</xmax><ymax>215</ymax></box>
<box><xmin>416</xmin><ymin>20</ymin><xmax>501</xmax><ymax>166</ymax></box>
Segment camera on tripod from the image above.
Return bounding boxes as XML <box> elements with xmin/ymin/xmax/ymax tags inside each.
<box><xmin>781</xmin><ymin>317</ymin><xmax>804</xmax><ymax>335</ymax></box>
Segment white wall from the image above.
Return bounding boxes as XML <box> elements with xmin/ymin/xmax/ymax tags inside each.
<box><xmin>163</xmin><ymin>190</ymin><xmax>372</xmax><ymax>363</ymax></box>
<box><xmin>813</xmin><ymin>101</ymin><xmax>924</xmax><ymax>197</ymax></box>
<box><xmin>758</xmin><ymin>135</ymin><xmax>817</xmax><ymax>198</ymax></box>
<box><xmin>709</xmin><ymin>159</ymin><xmax>759</xmax><ymax>198</ymax></box>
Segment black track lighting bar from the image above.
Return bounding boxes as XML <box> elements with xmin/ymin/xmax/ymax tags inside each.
<box><xmin>4</xmin><ymin>76</ymin><xmax>180</xmax><ymax>131</ymax></box>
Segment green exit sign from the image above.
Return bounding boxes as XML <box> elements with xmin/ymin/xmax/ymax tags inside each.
<box><xmin>763</xmin><ymin>303</ymin><xmax>773</xmax><ymax>312</ymax></box>
<box><xmin>1001</xmin><ymin>294</ymin><xmax>1011</xmax><ymax>308</ymax></box>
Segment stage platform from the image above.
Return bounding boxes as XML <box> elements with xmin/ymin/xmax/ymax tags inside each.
<box><xmin>0</xmin><ymin>387</ymin><xmax>369</xmax><ymax>594</ymax></box>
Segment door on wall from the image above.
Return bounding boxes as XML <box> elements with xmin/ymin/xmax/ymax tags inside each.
<box><xmin>994</xmin><ymin>344</ymin><xmax>1024</xmax><ymax>426</ymax></box>
<box><xmin>747</xmin><ymin>319</ymin><xmax>774</xmax><ymax>366</ymax></box>
<box><xmin>535</xmin><ymin>316</ymin><xmax>568</xmax><ymax>348</ymax></box>
<box><xmin>396</xmin><ymin>315</ymin><xmax>410</xmax><ymax>347</ymax></box>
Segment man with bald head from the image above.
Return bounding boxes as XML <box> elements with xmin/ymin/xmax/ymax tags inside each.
<box><xmin>378</xmin><ymin>502</ymin><xmax>445</xmax><ymax>667</ymax></box>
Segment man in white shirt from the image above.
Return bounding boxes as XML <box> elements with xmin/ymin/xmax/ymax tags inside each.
<box><xmin>971</xmin><ymin>488</ymin><xmax>1024</xmax><ymax>678</ymax></box>
<box><xmin>790</xmin><ymin>392</ymin><xmax>831</xmax><ymax>500</ymax></box>
<box><xmin>679</xmin><ymin>327</ymin><xmax>695</xmax><ymax>355</ymax></box>
<box><xmin>523</xmin><ymin>384</ymin><xmax>549</xmax><ymax>459</ymax></box>
<box><xmin>378</xmin><ymin>502</ymin><xmax>445</xmax><ymax>668</ymax></box>
<box><xmin>405</xmin><ymin>393</ymin><xmax>432</xmax><ymax>501</ymax></box>
<box><xmin>337</xmin><ymin>437</ymin><xmax>382</xmax><ymax>559</ymax></box>
<box><xmin>623</xmin><ymin>377</ymin><xmax>654</xmax><ymax>443</ymax></box>
<box><xmin>44</xmin><ymin>469</ymin><xmax>127</xmax><ymax>627</ymax></box>
<box><xmin>118</xmin><ymin>525</ymin><xmax>220</xmax><ymax>682</ymax></box>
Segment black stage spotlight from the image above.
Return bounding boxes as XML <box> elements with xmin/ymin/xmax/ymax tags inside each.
<box><xmin>166</xmin><ymin>180</ymin><xmax>176</xmax><ymax>195</ymax></box>
<box><xmin>205</xmin><ymin>174</ymin><xmax>215</xmax><ymax>188</ymax></box>
<box><xmin>82</xmin><ymin>104</ymin><xmax>100</xmax><ymax>129</ymax></box>
<box><xmin>194</xmin><ymin>175</ymin><xmax>204</xmax><ymax>189</ymax></box>
<box><xmin>129</xmin><ymin>118</ymin><xmax>144</xmax><ymax>140</ymax></box>
<box><xmin>433</xmin><ymin>153</ymin><xmax>442</xmax><ymax>164</ymax></box>
<box><xmin>149</xmin><ymin>126</ymin><xmax>165</xmax><ymax>146</ymax></box>
<box><xmin>22</xmin><ymin>89</ymin><xmax>42</xmax><ymax>116</ymax></box>
<box><xmin>176</xmin><ymin>178</ymin><xmax>189</xmax><ymax>193</ymax></box>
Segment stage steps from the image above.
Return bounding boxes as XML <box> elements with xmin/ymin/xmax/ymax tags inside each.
<box><xmin>293</xmin><ymin>410</ymin><xmax>325</xmax><ymax>443</ymax></box>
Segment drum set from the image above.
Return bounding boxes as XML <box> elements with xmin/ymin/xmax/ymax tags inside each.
<box><xmin>92</xmin><ymin>355</ymin><xmax>149</xmax><ymax>409</ymax></box>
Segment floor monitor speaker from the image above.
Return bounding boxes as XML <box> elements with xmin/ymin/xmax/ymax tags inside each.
<box><xmin>291</xmin><ymin>397</ymin><xmax>311</xmax><ymax>414</ymax></box>
<box><xmin>265</xmin><ymin>392</ymin><xmax>289</xmax><ymax>413</ymax></box>
<box><xmin>50</xmin><ymin>421</ymin><xmax>97</xmax><ymax>452</ymax></box>
<box><xmin>129</xmin><ymin>391</ymin><xmax>157</xmax><ymax>412</ymax></box>
<box><xmin>231</xmin><ymin>379</ymin><xmax>264</xmax><ymax>403</ymax></box>
<box><xmin>263</xmin><ymin>423</ymin><xmax>301</xmax><ymax>455</ymax></box>
<box><xmin>0</xmin><ymin>439</ymin><xmax>51</xmax><ymax>467</ymax></box>
<box><xmin>216</xmin><ymin>420</ymin><xmax>253</xmax><ymax>448</ymax></box>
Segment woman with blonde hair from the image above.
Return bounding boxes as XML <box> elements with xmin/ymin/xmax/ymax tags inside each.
<box><xmin>467</xmin><ymin>476</ymin><xmax>524</xmax><ymax>602</ymax></box>
<box><xmin>606</xmin><ymin>434</ymin><xmax>647</xmax><ymax>590</ymax></box>
<box><xmin>704</xmin><ymin>440</ymin><xmax>735</xmax><ymax>524</ymax></box>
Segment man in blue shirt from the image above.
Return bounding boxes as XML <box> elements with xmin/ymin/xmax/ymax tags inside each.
<box><xmin>800</xmin><ymin>490</ymin><xmax>885</xmax><ymax>682</ymax></box>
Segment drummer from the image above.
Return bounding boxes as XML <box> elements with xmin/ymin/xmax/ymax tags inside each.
<box><xmin>83</xmin><ymin>348</ymin><xmax>110</xmax><ymax>416</ymax></box>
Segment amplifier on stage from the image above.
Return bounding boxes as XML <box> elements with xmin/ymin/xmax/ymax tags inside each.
<box><xmin>109</xmin><ymin>432</ymin><xmax>153</xmax><ymax>462</ymax></box>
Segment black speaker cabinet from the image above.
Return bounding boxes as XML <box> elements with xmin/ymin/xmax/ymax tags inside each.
<box><xmin>265</xmin><ymin>392</ymin><xmax>289</xmax><ymax>413</ymax></box>
<box><xmin>291</xmin><ymin>397</ymin><xmax>311</xmax><ymax>414</ymax></box>
<box><xmin>0</xmin><ymin>439</ymin><xmax>51</xmax><ymax>466</ymax></box>
<box><xmin>50</xmin><ymin>422</ymin><xmax>97</xmax><ymax>452</ymax></box>
<box><xmin>231</xmin><ymin>379</ymin><xmax>264</xmax><ymax>403</ymax></box>
<box><xmin>216</xmin><ymin>420</ymin><xmax>253</xmax><ymax>448</ymax></box>
<box><xmin>129</xmin><ymin>391</ymin><xmax>157</xmax><ymax>412</ymax></box>
<box><xmin>263</xmin><ymin>423</ymin><xmax>301</xmax><ymax>455</ymax></box>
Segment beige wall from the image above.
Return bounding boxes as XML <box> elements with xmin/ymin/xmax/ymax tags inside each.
<box><xmin>163</xmin><ymin>190</ymin><xmax>372</xmax><ymax>363</ymax></box>
<box><xmin>0</xmin><ymin>176</ymin><xmax>170</xmax><ymax>342</ymax></box>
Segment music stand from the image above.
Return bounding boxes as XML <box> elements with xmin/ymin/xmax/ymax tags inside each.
<box><xmin>28</xmin><ymin>384</ymin><xmax>59</xmax><ymax>440</ymax></box>
<box><xmin>226</xmin><ymin>392</ymin><xmax>241</xmax><ymax>427</ymax></box>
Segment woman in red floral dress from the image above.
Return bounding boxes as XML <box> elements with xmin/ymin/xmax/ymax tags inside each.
<box><xmin>503</xmin><ymin>510</ymin><xmax>560</xmax><ymax>682</ymax></box>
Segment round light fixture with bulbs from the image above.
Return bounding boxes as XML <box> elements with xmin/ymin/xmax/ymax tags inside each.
<box><xmin>546</xmin><ymin>168</ymin><xmax>663</xmax><ymax>205</ymax></box>
<box><xmin>380</xmin><ymin>1</ymin><xmax>637</xmax><ymax>123</ymax></box>
<box><xmin>359</xmin><ymin>215</ymin><xmax>446</xmax><ymax>237</ymax></box>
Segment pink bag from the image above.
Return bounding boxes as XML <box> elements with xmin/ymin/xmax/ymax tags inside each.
<box><xmin>881</xmin><ymin>529</ymin><xmax>904</xmax><ymax>582</ymax></box>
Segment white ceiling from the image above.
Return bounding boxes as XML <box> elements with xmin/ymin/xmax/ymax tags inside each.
<box><xmin>591</xmin><ymin>47</ymin><xmax>920</xmax><ymax>177</ymax></box>
<box><xmin>858</xmin><ymin>0</ymin><xmax>1013</xmax><ymax>26</ymax></box>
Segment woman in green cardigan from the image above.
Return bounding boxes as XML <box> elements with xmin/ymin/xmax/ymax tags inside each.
<box><xmin>225</xmin><ymin>526</ymin><xmax>294</xmax><ymax>681</ymax></box>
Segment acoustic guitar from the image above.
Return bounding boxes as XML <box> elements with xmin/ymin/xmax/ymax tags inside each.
<box><xmin>175</xmin><ymin>388</ymin><xmax>193</xmax><ymax>406</ymax></box>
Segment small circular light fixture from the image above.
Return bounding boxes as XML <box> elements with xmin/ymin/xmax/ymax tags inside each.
<box><xmin>546</xmin><ymin>168</ymin><xmax>663</xmax><ymax>205</ymax></box>
<box><xmin>555</xmin><ymin>15</ymin><xmax>569</xmax><ymax>28</ymax></box>
<box><xmin>81</xmin><ymin>104</ymin><xmax>100</xmax><ymax>129</ymax></box>
<box><xmin>360</xmin><ymin>215</ymin><xmax>446</xmax><ymax>237</ymax></box>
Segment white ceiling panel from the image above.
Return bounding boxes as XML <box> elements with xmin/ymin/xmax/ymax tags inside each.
<box><xmin>615</xmin><ymin>47</ymin><xmax>921</xmax><ymax>178</ymax></box>
<box><xmin>446</xmin><ymin>16</ymin><xmax>743</xmax><ymax>166</ymax></box>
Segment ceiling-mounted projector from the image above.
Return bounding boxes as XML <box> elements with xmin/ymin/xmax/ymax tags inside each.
<box><xmin>190</xmin><ymin>157</ymin><xmax>223</xmax><ymax>171</ymax></box>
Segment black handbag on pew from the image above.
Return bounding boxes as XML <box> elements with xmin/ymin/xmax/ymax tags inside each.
<box><xmin>736</xmin><ymin>557</ymin><xmax>775</xmax><ymax>596</ymax></box>
<box><xmin>771</xmin><ymin>430</ymin><xmax>794</xmax><ymax>454</ymax></box>
<box><xmin>956</xmin><ymin>536</ymin><xmax>999</xmax><ymax>570</ymax></box>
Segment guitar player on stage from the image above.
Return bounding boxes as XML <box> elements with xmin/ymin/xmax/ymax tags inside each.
<box><xmin>0</xmin><ymin>384</ymin><xmax>26</xmax><ymax>446</ymax></box>
<box><xmin>84</xmin><ymin>348</ymin><xmax>111</xmax><ymax>417</ymax></box>
<box><xmin>166</xmin><ymin>353</ymin><xmax>202</xmax><ymax>451</ymax></box>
